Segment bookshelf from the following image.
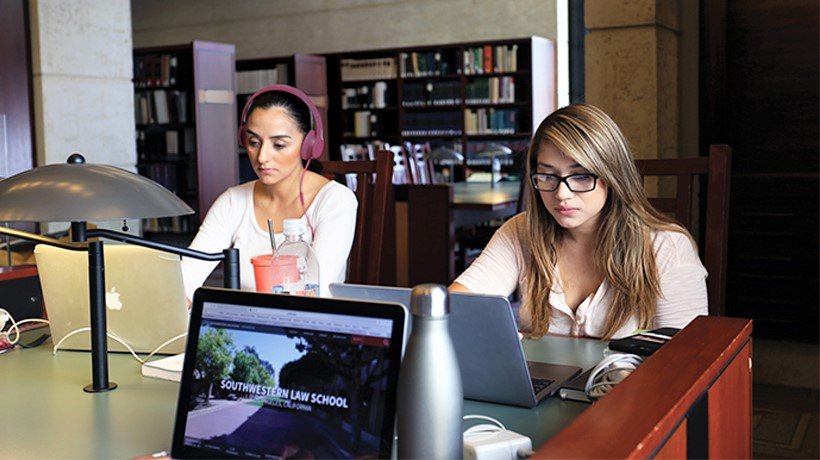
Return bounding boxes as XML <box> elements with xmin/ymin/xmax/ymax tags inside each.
<box><xmin>326</xmin><ymin>37</ymin><xmax>556</xmax><ymax>172</ymax></box>
<box><xmin>235</xmin><ymin>54</ymin><xmax>329</xmax><ymax>181</ymax></box>
<box><xmin>133</xmin><ymin>40</ymin><xmax>238</xmax><ymax>240</ymax></box>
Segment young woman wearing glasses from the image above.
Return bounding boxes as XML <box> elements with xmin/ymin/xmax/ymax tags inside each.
<box><xmin>450</xmin><ymin>104</ymin><xmax>708</xmax><ymax>340</ymax></box>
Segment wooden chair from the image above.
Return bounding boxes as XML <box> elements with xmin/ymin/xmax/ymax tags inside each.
<box><xmin>635</xmin><ymin>144</ymin><xmax>732</xmax><ymax>316</ymax></box>
<box><xmin>321</xmin><ymin>149</ymin><xmax>395</xmax><ymax>285</ymax></box>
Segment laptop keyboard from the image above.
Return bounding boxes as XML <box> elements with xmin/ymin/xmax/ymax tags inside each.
<box><xmin>531</xmin><ymin>377</ymin><xmax>555</xmax><ymax>394</ymax></box>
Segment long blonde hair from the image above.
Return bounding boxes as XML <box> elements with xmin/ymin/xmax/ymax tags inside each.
<box><xmin>523</xmin><ymin>104</ymin><xmax>687</xmax><ymax>339</ymax></box>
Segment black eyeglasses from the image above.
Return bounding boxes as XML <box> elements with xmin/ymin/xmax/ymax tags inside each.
<box><xmin>529</xmin><ymin>172</ymin><xmax>600</xmax><ymax>192</ymax></box>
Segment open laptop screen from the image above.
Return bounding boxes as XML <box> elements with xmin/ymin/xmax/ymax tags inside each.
<box><xmin>172</xmin><ymin>288</ymin><xmax>405</xmax><ymax>459</ymax></box>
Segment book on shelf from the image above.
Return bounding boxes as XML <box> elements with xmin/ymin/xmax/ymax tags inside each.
<box><xmin>403</xmin><ymin>81</ymin><xmax>460</xmax><ymax>107</ymax></box>
<box><xmin>153</xmin><ymin>90</ymin><xmax>170</xmax><ymax>124</ymax></box>
<box><xmin>340</xmin><ymin>57</ymin><xmax>397</xmax><ymax>81</ymax></box>
<box><xmin>236</xmin><ymin>64</ymin><xmax>289</xmax><ymax>94</ymax></box>
<box><xmin>464</xmin><ymin>108</ymin><xmax>518</xmax><ymax>135</ymax></box>
<box><xmin>400</xmin><ymin>50</ymin><xmax>454</xmax><ymax>77</ymax></box>
<box><xmin>353</xmin><ymin>111</ymin><xmax>381</xmax><ymax>138</ymax></box>
<box><xmin>135</xmin><ymin>90</ymin><xmax>188</xmax><ymax>125</ymax></box>
<box><xmin>342</xmin><ymin>82</ymin><xmax>390</xmax><ymax>109</ymax></box>
<box><xmin>463</xmin><ymin>44</ymin><xmax>519</xmax><ymax>75</ymax></box>
<box><xmin>135</xmin><ymin>53</ymin><xmax>180</xmax><ymax>88</ymax></box>
<box><xmin>402</xmin><ymin>111</ymin><xmax>462</xmax><ymax>137</ymax></box>
<box><xmin>466</xmin><ymin>77</ymin><xmax>516</xmax><ymax>105</ymax></box>
<box><xmin>141</xmin><ymin>353</ymin><xmax>184</xmax><ymax>382</ymax></box>
<box><xmin>165</xmin><ymin>130</ymin><xmax>179</xmax><ymax>155</ymax></box>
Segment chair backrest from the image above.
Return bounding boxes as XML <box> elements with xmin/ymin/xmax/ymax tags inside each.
<box><xmin>321</xmin><ymin>150</ymin><xmax>394</xmax><ymax>285</ymax></box>
<box><xmin>634</xmin><ymin>144</ymin><xmax>732</xmax><ymax>316</ymax></box>
<box><xmin>400</xmin><ymin>142</ymin><xmax>435</xmax><ymax>185</ymax></box>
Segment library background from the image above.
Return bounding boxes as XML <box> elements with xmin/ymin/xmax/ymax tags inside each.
<box><xmin>132</xmin><ymin>36</ymin><xmax>557</xmax><ymax>243</ymax></box>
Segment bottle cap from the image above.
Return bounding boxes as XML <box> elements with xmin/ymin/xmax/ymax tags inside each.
<box><xmin>409</xmin><ymin>284</ymin><xmax>449</xmax><ymax>318</ymax></box>
<box><xmin>282</xmin><ymin>218</ymin><xmax>306</xmax><ymax>236</ymax></box>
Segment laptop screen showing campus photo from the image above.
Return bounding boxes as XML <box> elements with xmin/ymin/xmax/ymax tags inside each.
<box><xmin>171</xmin><ymin>287</ymin><xmax>406</xmax><ymax>460</ymax></box>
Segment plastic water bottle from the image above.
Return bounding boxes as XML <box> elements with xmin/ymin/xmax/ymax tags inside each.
<box><xmin>397</xmin><ymin>284</ymin><xmax>463</xmax><ymax>459</ymax></box>
<box><xmin>271</xmin><ymin>218</ymin><xmax>319</xmax><ymax>296</ymax></box>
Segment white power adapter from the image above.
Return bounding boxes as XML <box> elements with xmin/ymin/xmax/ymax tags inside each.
<box><xmin>463</xmin><ymin>428</ymin><xmax>533</xmax><ymax>460</ymax></box>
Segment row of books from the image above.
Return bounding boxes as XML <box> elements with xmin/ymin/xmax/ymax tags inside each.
<box><xmin>236</xmin><ymin>64</ymin><xmax>289</xmax><ymax>94</ymax></box>
<box><xmin>142</xmin><ymin>216</ymin><xmax>194</xmax><ymax>235</ymax></box>
<box><xmin>341</xmin><ymin>82</ymin><xmax>390</xmax><ymax>109</ymax></box>
<box><xmin>140</xmin><ymin>163</ymin><xmax>181</xmax><ymax>194</ymax></box>
<box><xmin>134</xmin><ymin>54</ymin><xmax>180</xmax><ymax>88</ymax></box>
<box><xmin>401</xmin><ymin>112</ymin><xmax>462</xmax><ymax>137</ymax></box>
<box><xmin>463</xmin><ymin>44</ymin><xmax>519</xmax><ymax>75</ymax></box>
<box><xmin>340</xmin><ymin>57</ymin><xmax>398</xmax><ymax>81</ymax></box>
<box><xmin>464</xmin><ymin>108</ymin><xmax>519</xmax><ymax>135</ymax></box>
<box><xmin>402</xmin><ymin>81</ymin><xmax>460</xmax><ymax>107</ymax></box>
<box><xmin>466</xmin><ymin>76</ymin><xmax>516</xmax><ymax>105</ymax></box>
<box><xmin>137</xmin><ymin>127</ymin><xmax>196</xmax><ymax>157</ymax></box>
<box><xmin>135</xmin><ymin>90</ymin><xmax>189</xmax><ymax>125</ymax></box>
<box><xmin>399</xmin><ymin>50</ymin><xmax>458</xmax><ymax>78</ymax></box>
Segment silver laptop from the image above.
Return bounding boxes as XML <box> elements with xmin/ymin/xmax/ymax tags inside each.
<box><xmin>329</xmin><ymin>283</ymin><xmax>582</xmax><ymax>408</ymax></box>
<box><xmin>35</xmin><ymin>243</ymin><xmax>188</xmax><ymax>354</ymax></box>
<box><xmin>170</xmin><ymin>287</ymin><xmax>406</xmax><ymax>459</ymax></box>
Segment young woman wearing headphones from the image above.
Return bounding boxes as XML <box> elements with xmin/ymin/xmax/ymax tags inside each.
<box><xmin>450</xmin><ymin>104</ymin><xmax>708</xmax><ymax>340</ymax></box>
<box><xmin>181</xmin><ymin>85</ymin><xmax>357</xmax><ymax>302</ymax></box>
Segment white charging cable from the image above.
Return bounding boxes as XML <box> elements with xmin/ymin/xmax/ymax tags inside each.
<box><xmin>0</xmin><ymin>307</ymin><xmax>50</xmax><ymax>346</ymax></box>
<box><xmin>463</xmin><ymin>414</ymin><xmax>507</xmax><ymax>441</ymax></box>
<box><xmin>52</xmin><ymin>327</ymin><xmax>187</xmax><ymax>364</ymax></box>
<box><xmin>584</xmin><ymin>351</ymin><xmax>644</xmax><ymax>400</ymax></box>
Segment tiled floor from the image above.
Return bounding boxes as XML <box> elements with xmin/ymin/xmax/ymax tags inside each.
<box><xmin>753</xmin><ymin>339</ymin><xmax>819</xmax><ymax>459</ymax></box>
<box><xmin>754</xmin><ymin>384</ymin><xmax>819</xmax><ymax>459</ymax></box>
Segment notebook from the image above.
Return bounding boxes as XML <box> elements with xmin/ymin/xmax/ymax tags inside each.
<box><xmin>170</xmin><ymin>287</ymin><xmax>406</xmax><ymax>459</ymax></box>
<box><xmin>34</xmin><ymin>243</ymin><xmax>188</xmax><ymax>355</ymax></box>
<box><xmin>329</xmin><ymin>283</ymin><xmax>582</xmax><ymax>408</ymax></box>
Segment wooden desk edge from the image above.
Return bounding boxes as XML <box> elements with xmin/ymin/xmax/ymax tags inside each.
<box><xmin>0</xmin><ymin>264</ymin><xmax>38</xmax><ymax>281</ymax></box>
<box><xmin>535</xmin><ymin>316</ymin><xmax>753</xmax><ymax>458</ymax></box>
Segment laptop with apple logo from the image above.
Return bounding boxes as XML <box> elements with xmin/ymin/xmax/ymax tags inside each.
<box><xmin>34</xmin><ymin>243</ymin><xmax>189</xmax><ymax>355</ymax></box>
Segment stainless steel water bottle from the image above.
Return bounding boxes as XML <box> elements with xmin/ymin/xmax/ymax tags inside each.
<box><xmin>397</xmin><ymin>284</ymin><xmax>463</xmax><ymax>459</ymax></box>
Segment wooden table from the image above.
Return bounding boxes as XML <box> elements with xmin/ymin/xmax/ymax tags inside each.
<box><xmin>0</xmin><ymin>316</ymin><xmax>752</xmax><ymax>458</ymax></box>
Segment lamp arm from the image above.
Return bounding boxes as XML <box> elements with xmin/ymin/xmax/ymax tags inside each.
<box><xmin>0</xmin><ymin>226</ymin><xmax>84</xmax><ymax>251</ymax></box>
<box><xmin>86</xmin><ymin>229</ymin><xmax>239</xmax><ymax>289</ymax></box>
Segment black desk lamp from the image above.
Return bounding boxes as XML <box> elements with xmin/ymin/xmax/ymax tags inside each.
<box><xmin>0</xmin><ymin>153</ymin><xmax>239</xmax><ymax>393</ymax></box>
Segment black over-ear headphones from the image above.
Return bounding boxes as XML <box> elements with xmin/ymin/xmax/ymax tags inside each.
<box><xmin>237</xmin><ymin>84</ymin><xmax>325</xmax><ymax>160</ymax></box>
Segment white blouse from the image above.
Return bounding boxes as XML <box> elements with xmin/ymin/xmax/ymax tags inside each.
<box><xmin>181</xmin><ymin>180</ymin><xmax>358</xmax><ymax>299</ymax></box>
<box><xmin>454</xmin><ymin>213</ymin><xmax>709</xmax><ymax>339</ymax></box>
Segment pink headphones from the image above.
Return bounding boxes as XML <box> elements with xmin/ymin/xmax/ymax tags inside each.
<box><xmin>237</xmin><ymin>84</ymin><xmax>325</xmax><ymax>160</ymax></box>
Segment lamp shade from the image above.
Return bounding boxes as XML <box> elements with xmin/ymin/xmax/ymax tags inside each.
<box><xmin>474</xmin><ymin>143</ymin><xmax>513</xmax><ymax>158</ymax></box>
<box><xmin>0</xmin><ymin>157</ymin><xmax>194</xmax><ymax>222</ymax></box>
<box><xmin>427</xmin><ymin>146</ymin><xmax>464</xmax><ymax>162</ymax></box>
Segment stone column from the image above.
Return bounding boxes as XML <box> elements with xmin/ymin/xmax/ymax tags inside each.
<box><xmin>28</xmin><ymin>0</ymin><xmax>135</xmax><ymax>168</ymax></box>
<box><xmin>584</xmin><ymin>0</ymin><xmax>679</xmax><ymax>160</ymax></box>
